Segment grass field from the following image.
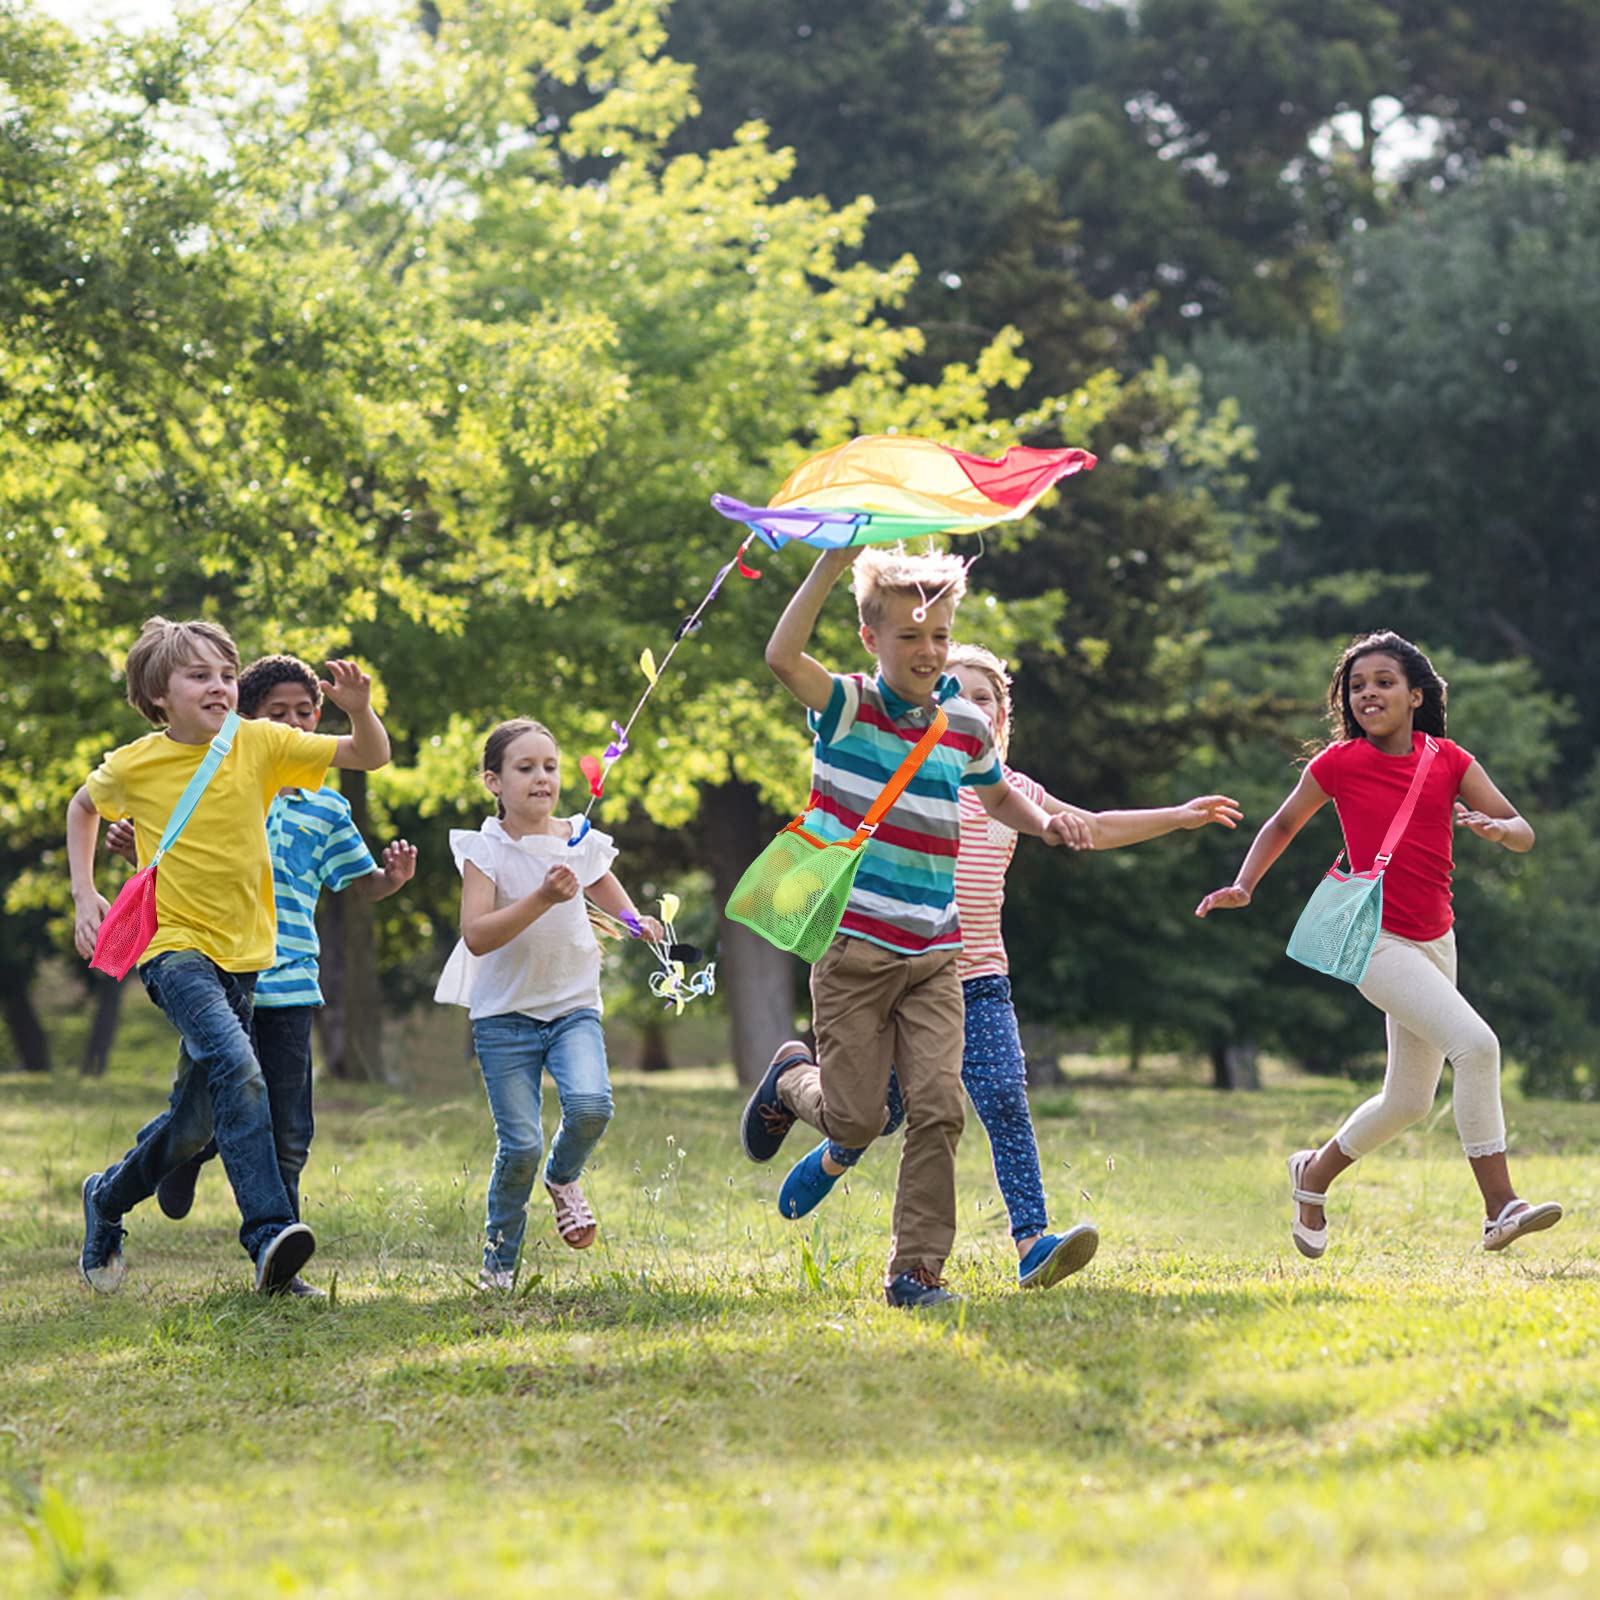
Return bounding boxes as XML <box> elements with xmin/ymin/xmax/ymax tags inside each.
<box><xmin>4</xmin><ymin>1041</ymin><xmax>1600</xmax><ymax>1599</ymax></box>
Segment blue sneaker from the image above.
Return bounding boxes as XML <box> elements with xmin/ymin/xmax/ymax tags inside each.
<box><xmin>739</xmin><ymin>1039</ymin><xmax>811</xmax><ymax>1163</ymax></box>
<box><xmin>1018</xmin><ymin>1223</ymin><xmax>1099</xmax><ymax>1290</ymax></box>
<box><xmin>80</xmin><ymin>1173</ymin><xmax>127</xmax><ymax>1294</ymax></box>
<box><xmin>885</xmin><ymin>1268</ymin><xmax>963</xmax><ymax>1309</ymax></box>
<box><xmin>777</xmin><ymin>1142</ymin><xmax>840</xmax><ymax>1219</ymax></box>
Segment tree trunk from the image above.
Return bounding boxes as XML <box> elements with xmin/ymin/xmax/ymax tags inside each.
<box><xmin>316</xmin><ymin>769</ymin><xmax>389</xmax><ymax>1083</ymax></box>
<box><xmin>2</xmin><ymin>982</ymin><xmax>52</xmax><ymax>1073</ymax></box>
<box><xmin>637</xmin><ymin>1014</ymin><xmax>673</xmax><ymax>1072</ymax></box>
<box><xmin>1211</xmin><ymin>1037</ymin><xmax>1262</xmax><ymax>1092</ymax></box>
<box><xmin>80</xmin><ymin>972</ymin><xmax>126</xmax><ymax>1077</ymax></box>
<box><xmin>700</xmin><ymin>780</ymin><xmax>799</xmax><ymax>1086</ymax></box>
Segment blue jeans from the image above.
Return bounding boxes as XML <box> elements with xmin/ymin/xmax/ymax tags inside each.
<box><xmin>881</xmin><ymin>975</ymin><xmax>1049</xmax><ymax>1240</ymax></box>
<box><xmin>96</xmin><ymin>951</ymin><xmax>298</xmax><ymax>1261</ymax></box>
<box><xmin>471</xmin><ymin>1009</ymin><xmax>613</xmax><ymax>1273</ymax></box>
<box><xmin>169</xmin><ymin>1004</ymin><xmax>317</xmax><ymax>1219</ymax></box>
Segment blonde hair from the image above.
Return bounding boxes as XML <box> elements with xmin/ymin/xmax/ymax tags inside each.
<box><xmin>851</xmin><ymin>544</ymin><xmax>969</xmax><ymax>629</ymax></box>
<box><xmin>947</xmin><ymin>642</ymin><xmax>1014</xmax><ymax>759</ymax></box>
<box><xmin>123</xmin><ymin>617</ymin><xmax>241</xmax><ymax>725</ymax></box>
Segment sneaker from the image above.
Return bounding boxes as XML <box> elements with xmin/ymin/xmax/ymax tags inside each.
<box><xmin>254</xmin><ymin>1222</ymin><xmax>316</xmax><ymax>1295</ymax></box>
<box><xmin>1018</xmin><ymin>1223</ymin><xmax>1100</xmax><ymax>1290</ymax></box>
<box><xmin>478</xmin><ymin>1266</ymin><xmax>515</xmax><ymax>1292</ymax></box>
<box><xmin>284</xmin><ymin>1276</ymin><xmax>326</xmax><ymax>1299</ymax></box>
<box><xmin>79</xmin><ymin>1173</ymin><xmax>127</xmax><ymax>1294</ymax></box>
<box><xmin>156</xmin><ymin>1154</ymin><xmax>205</xmax><ymax>1221</ymax></box>
<box><xmin>739</xmin><ymin>1039</ymin><xmax>811</xmax><ymax>1163</ymax></box>
<box><xmin>885</xmin><ymin>1267</ymin><xmax>963</xmax><ymax>1310</ymax></box>
<box><xmin>777</xmin><ymin>1142</ymin><xmax>840</xmax><ymax>1219</ymax></box>
<box><xmin>1483</xmin><ymin>1198</ymin><xmax>1563</xmax><ymax>1252</ymax></box>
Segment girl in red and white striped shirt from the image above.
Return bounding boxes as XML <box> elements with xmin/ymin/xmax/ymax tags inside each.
<box><xmin>894</xmin><ymin>644</ymin><xmax>1241</xmax><ymax>1289</ymax></box>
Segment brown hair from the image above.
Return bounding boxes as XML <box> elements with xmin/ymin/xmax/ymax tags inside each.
<box><xmin>947</xmin><ymin>642</ymin><xmax>1014</xmax><ymax>759</ymax></box>
<box><xmin>851</xmin><ymin>544</ymin><xmax>969</xmax><ymax>629</ymax></box>
<box><xmin>482</xmin><ymin>718</ymin><xmax>558</xmax><ymax>819</ymax></box>
<box><xmin>123</xmin><ymin>617</ymin><xmax>241</xmax><ymax>725</ymax></box>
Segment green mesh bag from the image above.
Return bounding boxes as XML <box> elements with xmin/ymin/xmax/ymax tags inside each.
<box><xmin>1284</xmin><ymin>735</ymin><xmax>1438</xmax><ymax>987</ymax></box>
<box><xmin>726</xmin><ymin>708</ymin><xmax>949</xmax><ymax>964</ymax></box>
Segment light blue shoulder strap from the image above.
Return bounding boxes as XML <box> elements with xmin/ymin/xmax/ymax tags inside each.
<box><xmin>154</xmin><ymin>712</ymin><xmax>240</xmax><ymax>861</ymax></box>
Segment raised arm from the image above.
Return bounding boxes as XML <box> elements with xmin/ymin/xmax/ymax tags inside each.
<box><xmin>348</xmin><ymin>839</ymin><xmax>418</xmax><ymax>901</ymax></box>
<box><xmin>765</xmin><ymin>549</ymin><xmax>859</xmax><ymax>714</ymax></box>
<box><xmin>1195</xmin><ymin>768</ymin><xmax>1329</xmax><ymax>917</ymax></box>
<box><xmin>67</xmin><ymin>787</ymin><xmax>110</xmax><ymax>959</ymax></box>
<box><xmin>1454</xmin><ymin>760</ymin><xmax>1535</xmax><ymax>853</ymax></box>
<box><xmin>321</xmin><ymin>659</ymin><xmax>392</xmax><ymax>772</ymax></box>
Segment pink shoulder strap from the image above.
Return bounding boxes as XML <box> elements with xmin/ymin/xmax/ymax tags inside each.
<box><xmin>1374</xmin><ymin>735</ymin><xmax>1440</xmax><ymax>870</ymax></box>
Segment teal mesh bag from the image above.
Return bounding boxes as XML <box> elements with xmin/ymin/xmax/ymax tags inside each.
<box><xmin>726</xmin><ymin>709</ymin><xmax>948</xmax><ymax>964</ymax></box>
<box><xmin>1285</xmin><ymin>735</ymin><xmax>1438</xmax><ymax>986</ymax></box>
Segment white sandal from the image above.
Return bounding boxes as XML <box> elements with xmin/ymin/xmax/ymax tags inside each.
<box><xmin>1287</xmin><ymin>1150</ymin><xmax>1328</xmax><ymax>1259</ymax></box>
<box><xmin>1483</xmin><ymin>1197</ymin><xmax>1563</xmax><ymax>1253</ymax></box>
<box><xmin>545</xmin><ymin>1176</ymin><xmax>598</xmax><ymax>1249</ymax></box>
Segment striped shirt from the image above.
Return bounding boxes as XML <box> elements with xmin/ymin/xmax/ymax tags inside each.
<box><xmin>954</xmin><ymin>763</ymin><xmax>1047</xmax><ymax>979</ymax></box>
<box><xmin>804</xmin><ymin>672</ymin><xmax>1001</xmax><ymax>955</ymax></box>
<box><xmin>254</xmin><ymin>786</ymin><xmax>378</xmax><ymax>1008</ymax></box>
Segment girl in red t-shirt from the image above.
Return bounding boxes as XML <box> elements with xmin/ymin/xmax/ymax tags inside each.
<box><xmin>1196</xmin><ymin>630</ymin><xmax>1562</xmax><ymax>1257</ymax></box>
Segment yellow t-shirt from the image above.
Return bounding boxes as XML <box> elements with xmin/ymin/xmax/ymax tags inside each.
<box><xmin>86</xmin><ymin>719</ymin><xmax>339</xmax><ymax>972</ymax></box>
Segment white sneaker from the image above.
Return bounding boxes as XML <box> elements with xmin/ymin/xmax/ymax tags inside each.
<box><xmin>1483</xmin><ymin>1199</ymin><xmax>1563</xmax><ymax>1252</ymax></box>
<box><xmin>478</xmin><ymin>1266</ymin><xmax>515</xmax><ymax>1292</ymax></box>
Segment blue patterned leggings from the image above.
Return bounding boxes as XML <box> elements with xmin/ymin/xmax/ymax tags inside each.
<box><xmin>882</xmin><ymin>974</ymin><xmax>1048</xmax><ymax>1240</ymax></box>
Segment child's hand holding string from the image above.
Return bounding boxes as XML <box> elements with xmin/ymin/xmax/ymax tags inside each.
<box><xmin>634</xmin><ymin>915</ymin><xmax>666</xmax><ymax>945</ymax></box>
<box><xmin>539</xmin><ymin>864</ymin><xmax>581</xmax><ymax>906</ymax></box>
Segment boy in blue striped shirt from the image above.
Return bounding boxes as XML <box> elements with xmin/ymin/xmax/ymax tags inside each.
<box><xmin>110</xmin><ymin>655</ymin><xmax>415</xmax><ymax>1295</ymax></box>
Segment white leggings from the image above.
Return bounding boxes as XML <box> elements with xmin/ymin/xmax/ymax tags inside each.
<box><xmin>1335</xmin><ymin>929</ymin><xmax>1507</xmax><ymax>1160</ymax></box>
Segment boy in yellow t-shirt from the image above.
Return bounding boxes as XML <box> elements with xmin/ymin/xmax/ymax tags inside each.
<box><xmin>66</xmin><ymin>616</ymin><xmax>393</xmax><ymax>1295</ymax></box>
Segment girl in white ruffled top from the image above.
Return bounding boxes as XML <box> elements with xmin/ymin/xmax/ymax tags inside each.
<box><xmin>436</xmin><ymin>718</ymin><xmax>662</xmax><ymax>1290</ymax></box>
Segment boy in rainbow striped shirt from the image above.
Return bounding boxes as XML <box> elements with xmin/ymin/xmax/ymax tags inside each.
<box><xmin>738</xmin><ymin>546</ymin><xmax>1077</xmax><ymax>1309</ymax></box>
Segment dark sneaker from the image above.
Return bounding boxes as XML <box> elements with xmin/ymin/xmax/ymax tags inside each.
<box><xmin>1018</xmin><ymin>1223</ymin><xmax>1100</xmax><ymax>1290</ymax></box>
<box><xmin>156</xmin><ymin>1153</ymin><xmax>205</xmax><ymax>1221</ymax></box>
<box><xmin>284</xmin><ymin>1277</ymin><xmax>326</xmax><ymax>1299</ymax></box>
<box><xmin>778</xmin><ymin>1142</ymin><xmax>841</xmax><ymax>1219</ymax></box>
<box><xmin>254</xmin><ymin>1222</ymin><xmax>316</xmax><ymax>1295</ymax></box>
<box><xmin>80</xmin><ymin>1173</ymin><xmax>127</xmax><ymax>1294</ymax></box>
<box><xmin>739</xmin><ymin>1039</ymin><xmax>811</xmax><ymax>1162</ymax></box>
<box><xmin>885</xmin><ymin>1267</ymin><xmax>963</xmax><ymax>1310</ymax></box>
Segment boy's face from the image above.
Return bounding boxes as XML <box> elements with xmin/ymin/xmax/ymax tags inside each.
<box><xmin>251</xmin><ymin>680</ymin><xmax>322</xmax><ymax>732</ymax></box>
<box><xmin>861</xmin><ymin>593</ymin><xmax>955</xmax><ymax>707</ymax></box>
<box><xmin>153</xmin><ymin>640</ymin><xmax>239</xmax><ymax>739</ymax></box>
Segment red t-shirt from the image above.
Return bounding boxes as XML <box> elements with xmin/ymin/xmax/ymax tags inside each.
<box><xmin>1307</xmin><ymin>733</ymin><xmax>1475</xmax><ymax>941</ymax></box>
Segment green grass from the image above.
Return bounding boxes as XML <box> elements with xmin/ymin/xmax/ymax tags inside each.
<box><xmin>4</xmin><ymin>1051</ymin><xmax>1600</xmax><ymax>1599</ymax></box>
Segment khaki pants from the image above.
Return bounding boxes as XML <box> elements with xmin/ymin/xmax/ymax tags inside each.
<box><xmin>1337</xmin><ymin>928</ymin><xmax>1507</xmax><ymax>1160</ymax></box>
<box><xmin>778</xmin><ymin>934</ymin><xmax>965</xmax><ymax>1280</ymax></box>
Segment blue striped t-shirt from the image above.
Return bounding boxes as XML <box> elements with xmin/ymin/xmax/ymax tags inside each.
<box><xmin>254</xmin><ymin>786</ymin><xmax>378</xmax><ymax>1008</ymax></box>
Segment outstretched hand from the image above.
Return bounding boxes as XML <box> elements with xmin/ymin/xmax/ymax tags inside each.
<box><xmin>319</xmin><ymin>658</ymin><xmax>373</xmax><ymax>716</ymax></box>
<box><xmin>1178</xmin><ymin>794</ymin><xmax>1244</xmax><ymax>831</ymax></box>
<box><xmin>1195</xmin><ymin>884</ymin><xmax>1252</xmax><ymax>918</ymax></box>
<box><xmin>380</xmin><ymin>839</ymin><xmax>417</xmax><ymax>886</ymax></box>
<box><xmin>1453</xmin><ymin>801</ymin><xmax>1511</xmax><ymax>844</ymax></box>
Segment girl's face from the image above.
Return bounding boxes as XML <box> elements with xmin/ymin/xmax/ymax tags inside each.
<box><xmin>485</xmin><ymin>729</ymin><xmax>561</xmax><ymax>823</ymax></box>
<box><xmin>1347</xmin><ymin>652</ymin><xmax>1422</xmax><ymax>742</ymax></box>
<box><xmin>952</xmin><ymin>665</ymin><xmax>1005</xmax><ymax>744</ymax></box>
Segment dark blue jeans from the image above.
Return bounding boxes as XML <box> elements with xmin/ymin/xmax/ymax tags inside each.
<box><xmin>96</xmin><ymin>951</ymin><xmax>298</xmax><ymax>1260</ymax></box>
<box><xmin>171</xmin><ymin>1005</ymin><xmax>317</xmax><ymax>1219</ymax></box>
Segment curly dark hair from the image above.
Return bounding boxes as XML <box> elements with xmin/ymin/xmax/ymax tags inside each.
<box><xmin>1327</xmin><ymin>630</ymin><xmax>1448</xmax><ymax>742</ymax></box>
<box><xmin>238</xmin><ymin>654</ymin><xmax>322</xmax><ymax>716</ymax></box>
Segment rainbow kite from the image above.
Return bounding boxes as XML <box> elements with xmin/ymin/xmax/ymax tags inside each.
<box><xmin>711</xmin><ymin>435</ymin><xmax>1096</xmax><ymax>550</ymax></box>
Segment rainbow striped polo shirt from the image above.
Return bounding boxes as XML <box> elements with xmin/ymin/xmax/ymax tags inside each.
<box><xmin>803</xmin><ymin>672</ymin><xmax>1001</xmax><ymax>955</ymax></box>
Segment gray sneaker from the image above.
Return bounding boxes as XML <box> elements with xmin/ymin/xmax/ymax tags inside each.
<box><xmin>80</xmin><ymin>1173</ymin><xmax>127</xmax><ymax>1294</ymax></box>
<box><xmin>885</xmin><ymin>1267</ymin><xmax>963</xmax><ymax>1310</ymax></box>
